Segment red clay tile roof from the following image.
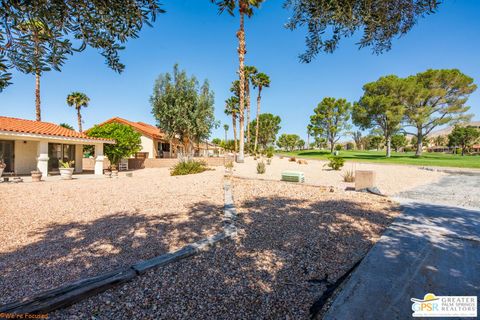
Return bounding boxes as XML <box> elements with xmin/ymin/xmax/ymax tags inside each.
<box><xmin>96</xmin><ymin>117</ymin><xmax>166</xmax><ymax>139</ymax></box>
<box><xmin>0</xmin><ymin>116</ymin><xmax>113</xmax><ymax>142</ymax></box>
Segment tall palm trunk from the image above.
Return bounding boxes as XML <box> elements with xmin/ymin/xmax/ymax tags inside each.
<box><xmin>236</xmin><ymin>7</ymin><xmax>246</xmax><ymax>163</ymax></box>
<box><xmin>224</xmin><ymin>129</ymin><xmax>227</xmax><ymax>144</ymax></box>
<box><xmin>33</xmin><ymin>28</ymin><xmax>42</xmax><ymax>122</ymax></box>
<box><xmin>253</xmin><ymin>86</ymin><xmax>262</xmax><ymax>152</ymax></box>
<box><xmin>76</xmin><ymin>107</ymin><xmax>83</xmax><ymax>132</ymax></box>
<box><xmin>35</xmin><ymin>72</ymin><xmax>41</xmax><ymax>121</ymax></box>
<box><xmin>245</xmin><ymin>82</ymin><xmax>251</xmax><ymax>151</ymax></box>
<box><xmin>232</xmin><ymin>114</ymin><xmax>238</xmax><ymax>152</ymax></box>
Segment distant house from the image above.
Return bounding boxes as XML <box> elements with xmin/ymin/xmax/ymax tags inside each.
<box><xmin>95</xmin><ymin>117</ymin><xmax>223</xmax><ymax>158</ymax></box>
<box><xmin>427</xmin><ymin>121</ymin><xmax>480</xmax><ymax>152</ymax></box>
<box><xmin>0</xmin><ymin>116</ymin><xmax>114</xmax><ymax>175</ymax></box>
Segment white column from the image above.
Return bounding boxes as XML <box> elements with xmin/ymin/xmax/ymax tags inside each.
<box><xmin>37</xmin><ymin>141</ymin><xmax>49</xmax><ymax>175</ymax></box>
<box><xmin>75</xmin><ymin>144</ymin><xmax>83</xmax><ymax>173</ymax></box>
<box><xmin>94</xmin><ymin>144</ymin><xmax>104</xmax><ymax>175</ymax></box>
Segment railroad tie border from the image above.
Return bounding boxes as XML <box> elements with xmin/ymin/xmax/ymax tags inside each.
<box><xmin>0</xmin><ymin>180</ymin><xmax>238</xmax><ymax>315</ymax></box>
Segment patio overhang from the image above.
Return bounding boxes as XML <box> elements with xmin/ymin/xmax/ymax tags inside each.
<box><xmin>0</xmin><ymin>130</ymin><xmax>115</xmax><ymax>145</ymax></box>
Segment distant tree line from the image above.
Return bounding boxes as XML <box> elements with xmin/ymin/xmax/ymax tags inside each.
<box><xmin>304</xmin><ymin>69</ymin><xmax>477</xmax><ymax>157</ymax></box>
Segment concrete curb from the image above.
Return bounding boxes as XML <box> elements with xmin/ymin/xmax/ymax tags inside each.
<box><xmin>0</xmin><ymin>179</ymin><xmax>238</xmax><ymax>315</ymax></box>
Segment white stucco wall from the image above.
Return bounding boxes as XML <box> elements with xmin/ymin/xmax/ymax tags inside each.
<box><xmin>14</xmin><ymin>140</ymin><xmax>38</xmax><ymax>174</ymax></box>
<box><xmin>140</xmin><ymin>135</ymin><xmax>155</xmax><ymax>158</ymax></box>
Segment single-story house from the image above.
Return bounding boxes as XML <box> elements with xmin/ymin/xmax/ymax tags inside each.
<box><xmin>95</xmin><ymin>117</ymin><xmax>223</xmax><ymax>158</ymax></box>
<box><xmin>0</xmin><ymin>116</ymin><xmax>114</xmax><ymax>175</ymax></box>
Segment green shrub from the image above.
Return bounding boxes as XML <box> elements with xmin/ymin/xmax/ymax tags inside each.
<box><xmin>257</xmin><ymin>161</ymin><xmax>266</xmax><ymax>174</ymax></box>
<box><xmin>335</xmin><ymin>144</ymin><xmax>343</xmax><ymax>151</ymax></box>
<box><xmin>404</xmin><ymin>146</ymin><xmax>413</xmax><ymax>152</ymax></box>
<box><xmin>171</xmin><ymin>160</ymin><xmax>208</xmax><ymax>176</ymax></box>
<box><xmin>327</xmin><ymin>156</ymin><xmax>345</xmax><ymax>170</ymax></box>
<box><xmin>346</xmin><ymin>142</ymin><xmax>355</xmax><ymax>150</ymax></box>
<box><xmin>266</xmin><ymin>150</ymin><xmax>274</xmax><ymax>158</ymax></box>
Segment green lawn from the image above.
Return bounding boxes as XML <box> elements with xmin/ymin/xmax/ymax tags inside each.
<box><xmin>279</xmin><ymin>150</ymin><xmax>480</xmax><ymax>169</ymax></box>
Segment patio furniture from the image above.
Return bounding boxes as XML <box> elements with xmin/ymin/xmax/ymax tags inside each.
<box><xmin>281</xmin><ymin>171</ymin><xmax>305</xmax><ymax>183</ymax></box>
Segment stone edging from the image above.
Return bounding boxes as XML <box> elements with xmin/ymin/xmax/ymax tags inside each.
<box><xmin>0</xmin><ymin>180</ymin><xmax>238</xmax><ymax>315</ymax></box>
<box><xmin>419</xmin><ymin>166</ymin><xmax>480</xmax><ymax>175</ymax></box>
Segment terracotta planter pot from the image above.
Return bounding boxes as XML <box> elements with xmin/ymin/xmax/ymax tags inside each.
<box><xmin>59</xmin><ymin>168</ymin><xmax>74</xmax><ymax>180</ymax></box>
<box><xmin>31</xmin><ymin>171</ymin><xmax>42</xmax><ymax>182</ymax></box>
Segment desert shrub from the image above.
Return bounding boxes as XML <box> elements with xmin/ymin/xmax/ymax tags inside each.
<box><xmin>266</xmin><ymin>150</ymin><xmax>274</xmax><ymax>158</ymax></box>
<box><xmin>257</xmin><ymin>161</ymin><xmax>266</xmax><ymax>174</ymax></box>
<box><xmin>224</xmin><ymin>160</ymin><xmax>234</xmax><ymax>170</ymax></box>
<box><xmin>342</xmin><ymin>169</ymin><xmax>355</xmax><ymax>182</ymax></box>
<box><xmin>266</xmin><ymin>158</ymin><xmax>272</xmax><ymax>165</ymax></box>
<box><xmin>289</xmin><ymin>156</ymin><xmax>296</xmax><ymax>162</ymax></box>
<box><xmin>327</xmin><ymin>156</ymin><xmax>345</xmax><ymax>170</ymax></box>
<box><xmin>171</xmin><ymin>160</ymin><xmax>208</xmax><ymax>176</ymax></box>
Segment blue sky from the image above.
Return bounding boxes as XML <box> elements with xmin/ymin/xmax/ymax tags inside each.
<box><xmin>1</xmin><ymin>0</ymin><xmax>479</xmax><ymax>141</ymax></box>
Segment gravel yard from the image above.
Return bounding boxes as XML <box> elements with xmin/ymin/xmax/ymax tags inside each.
<box><xmin>233</xmin><ymin>156</ymin><xmax>445</xmax><ymax>195</ymax></box>
<box><xmin>53</xmin><ymin>178</ymin><xmax>400</xmax><ymax>319</ymax></box>
<box><xmin>0</xmin><ymin>168</ymin><xmax>224</xmax><ymax>305</ymax></box>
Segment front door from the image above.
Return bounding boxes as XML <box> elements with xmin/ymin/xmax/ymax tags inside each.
<box><xmin>0</xmin><ymin>140</ymin><xmax>14</xmax><ymax>172</ymax></box>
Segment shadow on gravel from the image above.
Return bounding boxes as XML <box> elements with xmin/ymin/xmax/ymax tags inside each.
<box><xmin>0</xmin><ymin>201</ymin><xmax>223</xmax><ymax>305</ymax></box>
<box><xmin>53</xmin><ymin>184</ymin><xmax>403</xmax><ymax>319</ymax></box>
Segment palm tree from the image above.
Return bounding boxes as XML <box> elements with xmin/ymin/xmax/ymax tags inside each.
<box><xmin>66</xmin><ymin>92</ymin><xmax>90</xmax><ymax>132</ymax></box>
<box><xmin>225</xmin><ymin>96</ymin><xmax>239</xmax><ymax>152</ymax></box>
<box><xmin>211</xmin><ymin>0</ymin><xmax>264</xmax><ymax>162</ymax></box>
<box><xmin>244</xmin><ymin>65</ymin><xmax>257</xmax><ymax>149</ymax></box>
<box><xmin>252</xmin><ymin>72</ymin><xmax>270</xmax><ymax>152</ymax></box>
<box><xmin>18</xmin><ymin>20</ymin><xmax>48</xmax><ymax>121</ymax></box>
<box><xmin>223</xmin><ymin>124</ymin><xmax>229</xmax><ymax>143</ymax></box>
<box><xmin>59</xmin><ymin>123</ymin><xmax>74</xmax><ymax>130</ymax></box>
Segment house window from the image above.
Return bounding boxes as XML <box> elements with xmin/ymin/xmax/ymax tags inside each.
<box><xmin>0</xmin><ymin>140</ymin><xmax>14</xmax><ymax>172</ymax></box>
<box><xmin>157</xmin><ymin>142</ymin><xmax>170</xmax><ymax>158</ymax></box>
<box><xmin>48</xmin><ymin>143</ymin><xmax>75</xmax><ymax>172</ymax></box>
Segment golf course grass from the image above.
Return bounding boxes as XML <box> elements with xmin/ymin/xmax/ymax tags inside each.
<box><xmin>279</xmin><ymin>150</ymin><xmax>480</xmax><ymax>169</ymax></box>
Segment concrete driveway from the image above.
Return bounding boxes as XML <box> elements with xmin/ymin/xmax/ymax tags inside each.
<box><xmin>397</xmin><ymin>173</ymin><xmax>480</xmax><ymax>209</ymax></box>
<box><xmin>323</xmin><ymin>173</ymin><xmax>480</xmax><ymax>319</ymax></box>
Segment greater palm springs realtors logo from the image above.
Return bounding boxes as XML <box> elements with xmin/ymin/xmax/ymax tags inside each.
<box><xmin>411</xmin><ymin>293</ymin><xmax>477</xmax><ymax>317</ymax></box>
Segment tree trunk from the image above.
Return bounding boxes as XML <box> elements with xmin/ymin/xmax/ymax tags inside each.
<box><xmin>236</xmin><ymin>9</ymin><xmax>246</xmax><ymax>163</ymax></box>
<box><xmin>330</xmin><ymin>138</ymin><xmax>334</xmax><ymax>153</ymax></box>
<box><xmin>224</xmin><ymin>129</ymin><xmax>227</xmax><ymax>144</ymax></box>
<box><xmin>253</xmin><ymin>87</ymin><xmax>262</xmax><ymax>153</ymax></box>
<box><xmin>245</xmin><ymin>81</ymin><xmax>251</xmax><ymax>151</ymax></box>
<box><xmin>77</xmin><ymin>107</ymin><xmax>83</xmax><ymax>132</ymax></box>
<box><xmin>232</xmin><ymin>114</ymin><xmax>238</xmax><ymax>152</ymax></box>
<box><xmin>415</xmin><ymin>131</ymin><xmax>423</xmax><ymax>157</ymax></box>
<box><xmin>307</xmin><ymin>133</ymin><xmax>310</xmax><ymax>149</ymax></box>
<box><xmin>35</xmin><ymin>72</ymin><xmax>41</xmax><ymax>121</ymax></box>
<box><xmin>386</xmin><ymin>136</ymin><xmax>391</xmax><ymax>158</ymax></box>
